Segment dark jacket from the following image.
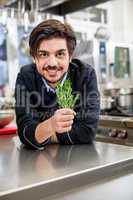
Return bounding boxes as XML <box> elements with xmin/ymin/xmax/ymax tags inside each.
<box><xmin>15</xmin><ymin>59</ymin><xmax>100</xmax><ymax>150</ymax></box>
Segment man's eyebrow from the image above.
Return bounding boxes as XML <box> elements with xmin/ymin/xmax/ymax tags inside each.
<box><xmin>56</xmin><ymin>49</ymin><xmax>67</xmax><ymax>52</ymax></box>
<box><xmin>38</xmin><ymin>49</ymin><xmax>67</xmax><ymax>53</ymax></box>
<box><xmin>38</xmin><ymin>50</ymin><xmax>48</xmax><ymax>52</ymax></box>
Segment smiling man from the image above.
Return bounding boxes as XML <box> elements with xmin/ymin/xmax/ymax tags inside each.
<box><xmin>15</xmin><ymin>19</ymin><xmax>100</xmax><ymax>150</ymax></box>
<box><xmin>35</xmin><ymin>38</ymin><xmax>70</xmax><ymax>87</ymax></box>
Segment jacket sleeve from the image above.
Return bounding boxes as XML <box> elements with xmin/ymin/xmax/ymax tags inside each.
<box><xmin>15</xmin><ymin>71</ymin><xmax>50</xmax><ymax>150</ymax></box>
<box><xmin>56</xmin><ymin>68</ymin><xmax>100</xmax><ymax>144</ymax></box>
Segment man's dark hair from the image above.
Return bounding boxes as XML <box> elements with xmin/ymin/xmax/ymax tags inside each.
<box><xmin>29</xmin><ymin>19</ymin><xmax>77</xmax><ymax>57</ymax></box>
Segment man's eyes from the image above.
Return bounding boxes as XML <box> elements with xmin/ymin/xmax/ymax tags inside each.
<box><xmin>37</xmin><ymin>51</ymin><xmax>66</xmax><ymax>58</ymax></box>
<box><xmin>56</xmin><ymin>51</ymin><xmax>66</xmax><ymax>58</ymax></box>
<box><xmin>38</xmin><ymin>52</ymin><xmax>48</xmax><ymax>58</ymax></box>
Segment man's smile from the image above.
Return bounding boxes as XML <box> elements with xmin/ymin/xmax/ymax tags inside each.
<box><xmin>46</xmin><ymin>69</ymin><xmax>58</xmax><ymax>76</ymax></box>
<box><xmin>43</xmin><ymin>65</ymin><xmax>63</xmax><ymax>76</ymax></box>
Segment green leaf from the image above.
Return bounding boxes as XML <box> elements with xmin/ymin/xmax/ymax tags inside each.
<box><xmin>56</xmin><ymin>79</ymin><xmax>79</xmax><ymax>109</ymax></box>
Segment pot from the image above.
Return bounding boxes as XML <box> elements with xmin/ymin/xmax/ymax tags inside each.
<box><xmin>117</xmin><ymin>88</ymin><xmax>133</xmax><ymax>109</ymax></box>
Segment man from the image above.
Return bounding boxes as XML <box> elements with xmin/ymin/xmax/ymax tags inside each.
<box><xmin>15</xmin><ymin>19</ymin><xmax>100</xmax><ymax>150</ymax></box>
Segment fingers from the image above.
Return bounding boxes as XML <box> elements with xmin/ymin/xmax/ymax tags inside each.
<box><xmin>54</xmin><ymin>119</ymin><xmax>73</xmax><ymax>133</ymax></box>
<box><xmin>54</xmin><ymin>109</ymin><xmax>75</xmax><ymax>122</ymax></box>
<box><xmin>56</xmin><ymin>108</ymin><xmax>76</xmax><ymax>116</ymax></box>
<box><xmin>57</xmin><ymin>126</ymin><xmax>72</xmax><ymax>133</ymax></box>
<box><xmin>58</xmin><ymin>120</ymin><xmax>73</xmax><ymax>128</ymax></box>
<box><xmin>58</xmin><ymin>114</ymin><xmax>74</xmax><ymax>122</ymax></box>
<box><xmin>52</xmin><ymin>108</ymin><xmax>76</xmax><ymax>134</ymax></box>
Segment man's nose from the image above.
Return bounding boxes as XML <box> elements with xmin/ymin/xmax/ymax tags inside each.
<box><xmin>47</xmin><ymin>55</ymin><xmax>58</xmax><ymax>66</ymax></box>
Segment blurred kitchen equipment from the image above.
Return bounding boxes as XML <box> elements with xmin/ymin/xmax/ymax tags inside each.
<box><xmin>0</xmin><ymin>110</ymin><xmax>14</xmax><ymax>128</ymax></box>
<box><xmin>94</xmin><ymin>26</ymin><xmax>110</xmax><ymax>41</ymax></box>
<box><xmin>117</xmin><ymin>88</ymin><xmax>133</xmax><ymax>109</ymax></box>
<box><xmin>101</xmin><ymin>96</ymin><xmax>114</xmax><ymax>110</ymax></box>
<box><xmin>0</xmin><ymin>97</ymin><xmax>15</xmax><ymax>110</ymax></box>
<box><xmin>19</xmin><ymin>33</ymin><xmax>29</xmax><ymax>56</ymax></box>
<box><xmin>73</xmin><ymin>40</ymin><xmax>94</xmax><ymax>66</ymax></box>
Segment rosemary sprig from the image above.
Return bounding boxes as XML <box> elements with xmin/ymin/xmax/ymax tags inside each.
<box><xmin>56</xmin><ymin>79</ymin><xmax>79</xmax><ymax>109</ymax></box>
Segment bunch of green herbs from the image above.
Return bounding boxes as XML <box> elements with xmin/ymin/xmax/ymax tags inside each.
<box><xmin>56</xmin><ymin>79</ymin><xmax>79</xmax><ymax>109</ymax></box>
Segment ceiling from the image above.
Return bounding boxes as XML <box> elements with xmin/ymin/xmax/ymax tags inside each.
<box><xmin>0</xmin><ymin>0</ymin><xmax>111</xmax><ymax>15</ymax></box>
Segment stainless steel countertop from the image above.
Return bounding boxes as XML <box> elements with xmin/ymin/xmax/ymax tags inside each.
<box><xmin>44</xmin><ymin>170</ymin><xmax>133</xmax><ymax>200</ymax></box>
<box><xmin>1</xmin><ymin>135</ymin><xmax>133</xmax><ymax>200</ymax></box>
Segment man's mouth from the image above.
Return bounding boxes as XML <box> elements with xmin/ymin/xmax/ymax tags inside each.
<box><xmin>42</xmin><ymin>66</ymin><xmax>63</xmax><ymax>75</ymax></box>
<box><xmin>47</xmin><ymin>69</ymin><xmax>58</xmax><ymax>76</ymax></box>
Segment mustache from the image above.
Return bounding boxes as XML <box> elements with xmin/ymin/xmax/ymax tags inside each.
<box><xmin>42</xmin><ymin>65</ymin><xmax>63</xmax><ymax>71</ymax></box>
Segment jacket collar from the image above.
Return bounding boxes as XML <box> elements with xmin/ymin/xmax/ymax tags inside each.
<box><xmin>42</xmin><ymin>72</ymin><xmax>68</xmax><ymax>93</ymax></box>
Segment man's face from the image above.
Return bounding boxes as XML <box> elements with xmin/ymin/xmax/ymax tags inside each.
<box><xmin>34</xmin><ymin>38</ymin><xmax>71</xmax><ymax>87</ymax></box>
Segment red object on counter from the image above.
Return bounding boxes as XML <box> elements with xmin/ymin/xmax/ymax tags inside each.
<box><xmin>0</xmin><ymin>124</ymin><xmax>17</xmax><ymax>135</ymax></box>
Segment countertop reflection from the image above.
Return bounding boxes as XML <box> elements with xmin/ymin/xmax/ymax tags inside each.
<box><xmin>1</xmin><ymin>135</ymin><xmax>133</xmax><ymax>198</ymax></box>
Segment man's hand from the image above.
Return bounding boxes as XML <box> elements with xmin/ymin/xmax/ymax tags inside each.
<box><xmin>50</xmin><ymin>108</ymin><xmax>76</xmax><ymax>133</ymax></box>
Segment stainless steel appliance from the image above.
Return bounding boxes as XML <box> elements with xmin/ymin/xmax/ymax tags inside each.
<box><xmin>97</xmin><ymin>115</ymin><xmax>133</xmax><ymax>146</ymax></box>
<box><xmin>117</xmin><ymin>88</ymin><xmax>133</xmax><ymax>110</ymax></box>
